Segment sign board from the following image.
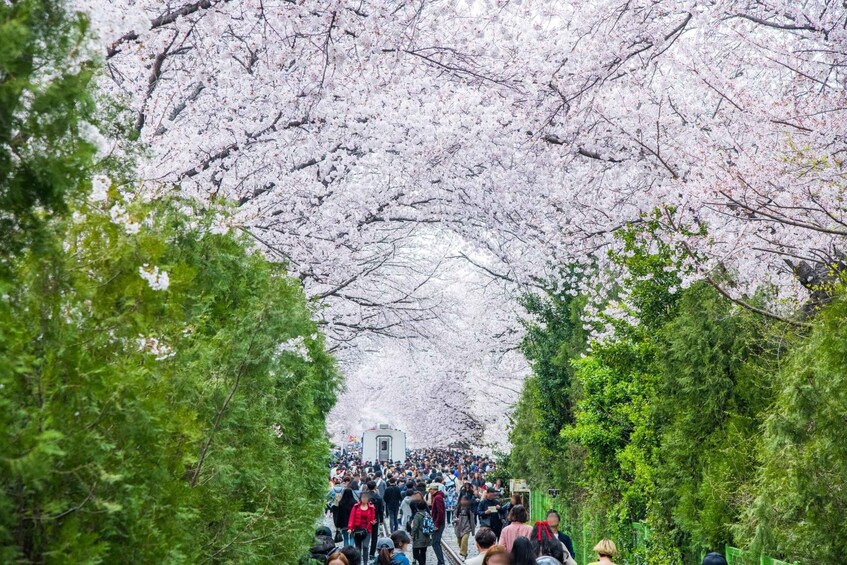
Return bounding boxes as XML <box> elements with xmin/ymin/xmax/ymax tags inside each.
<box><xmin>510</xmin><ymin>478</ymin><xmax>529</xmax><ymax>492</ymax></box>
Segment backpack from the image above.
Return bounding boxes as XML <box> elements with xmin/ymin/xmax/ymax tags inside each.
<box><xmin>332</xmin><ymin>489</ymin><xmax>343</xmax><ymax>507</ymax></box>
<box><xmin>420</xmin><ymin>511</ymin><xmax>436</xmax><ymax>536</ymax></box>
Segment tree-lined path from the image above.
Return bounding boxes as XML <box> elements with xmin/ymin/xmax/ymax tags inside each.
<box><xmin>2</xmin><ymin>1</ymin><xmax>847</xmax><ymax>563</ymax></box>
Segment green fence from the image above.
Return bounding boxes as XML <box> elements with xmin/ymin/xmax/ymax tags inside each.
<box><xmin>526</xmin><ymin>489</ymin><xmax>595</xmax><ymax>564</ymax></box>
<box><xmin>522</xmin><ymin>487</ymin><xmax>796</xmax><ymax>565</ymax></box>
<box><xmin>726</xmin><ymin>546</ymin><xmax>796</xmax><ymax>565</ymax></box>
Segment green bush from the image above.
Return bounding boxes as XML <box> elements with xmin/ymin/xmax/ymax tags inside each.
<box><xmin>0</xmin><ymin>197</ymin><xmax>339</xmax><ymax>562</ymax></box>
<box><xmin>506</xmin><ymin>218</ymin><xmax>840</xmax><ymax>564</ymax></box>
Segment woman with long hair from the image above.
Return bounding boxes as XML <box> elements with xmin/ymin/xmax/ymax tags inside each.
<box><xmin>337</xmin><ymin>488</ymin><xmax>357</xmax><ymax>546</ymax></box>
<box><xmin>375</xmin><ymin>537</ymin><xmax>395</xmax><ymax>565</ymax></box>
<box><xmin>511</xmin><ymin>537</ymin><xmax>537</xmax><ymax>565</ymax></box>
<box><xmin>531</xmin><ymin>521</ymin><xmax>575</xmax><ymax>565</ymax></box>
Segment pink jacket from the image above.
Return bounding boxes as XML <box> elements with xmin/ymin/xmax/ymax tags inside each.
<box><xmin>499</xmin><ymin>522</ymin><xmax>533</xmax><ymax>552</ymax></box>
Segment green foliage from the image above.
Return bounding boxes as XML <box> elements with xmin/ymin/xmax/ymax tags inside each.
<box><xmin>507</xmin><ymin>218</ymin><xmax>847</xmax><ymax>564</ymax></box>
<box><xmin>0</xmin><ymin>197</ymin><xmax>339</xmax><ymax>562</ymax></box>
<box><xmin>745</xmin><ymin>291</ymin><xmax>847</xmax><ymax>563</ymax></box>
<box><xmin>509</xmin><ymin>279</ymin><xmax>588</xmax><ymax>514</ymax></box>
<box><xmin>0</xmin><ymin>0</ymin><xmax>96</xmax><ymax>265</ymax></box>
<box><xmin>652</xmin><ymin>283</ymin><xmax>781</xmax><ymax>559</ymax></box>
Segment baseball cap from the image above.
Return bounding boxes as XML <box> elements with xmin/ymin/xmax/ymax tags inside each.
<box><xmin>376</xmin><ymin>537</ymin><xmax>394</xmax><ymax>550</ymax></box>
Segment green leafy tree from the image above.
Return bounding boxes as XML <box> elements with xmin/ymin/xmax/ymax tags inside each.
<box><xmin>509</xmin><ymin>284</ymin><xmax>587</xmax><ymax>494</ymax></box>
<box><xmin>0</xmin><ymin>197</ymin><xmax>339</xmax><ymax>562</ymax></box>
<box><xmin>652</xmin><ymin>283</ymin><xmax>783</xmax><ymax>558</ymax></box>
<box><xmin>746</xmin><ymin>290</ymin><xmax>847</xmax><ymax>564</ymax></box>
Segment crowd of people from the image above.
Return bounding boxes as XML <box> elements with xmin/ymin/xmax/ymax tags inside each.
<box><xmin>307</xmin><ymin>447</ymin><xmax>733</xmax><ymax>565</ymax></box>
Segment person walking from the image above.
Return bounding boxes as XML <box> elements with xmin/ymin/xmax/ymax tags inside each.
<box><xmin>410</xmin><ymin>500</ymin><xmax>432</xmax><ymax>565</ymax></box>
<box><xmin>400</xmin><ymin>481</ymin><xmax>416</xmax><ymax>530</ymax></box>
<box><xmin>498</xmin><ymin>505</ymin><xmax>532</xmax><ymax>552</ymax></box>
<box><xmin>384</xmin><ymin>478</ymin><xmax>403</xmax><ymax>532</ymax></box>
<box><xmin>368</xmin><ymin>481</ymin><xmax>386</xmax><ymax>558</ymax></box>
<box><xmin>460</xmin><ymin>481</ymin><xmax>477</xmax><ymax>504</ymax></box>
<box><xmin>531</xmin><ymin>522</ymin><xmax>576</xmax><ymax>565</ymax></box>
<box><xmin>376</xmin><ymin>472</ymin><xmax>387</xmax><ymax>498</ymax></box>
<box><xmin>348</xmin><ymin>491</ymin><xmax>377</xmax><ymax>557</ymax></box>
<box><xmin>327</xmin><ymin>479</ymin><xmax>345</xmax><ymax>541</ymax></box>
<box><xmin>545</xmin><ymin>510</ymin><xmax>575</xmax><ymax>561</ymax></box>
<box><xmin>429</xmin><ymin>483</ymin><xmax>447</xmax><ymax>565</ymax></box>
<box><xmin>588</xmin><ymin>539</ymin><xmax>617</xmax><ymax>565</ymax></box>
<box><xmin>337</xmin><ymin>488</ymin><xmax>357</xmax><ymax>546</ymax></box>
<box><xmin>477</xmin><ymin>487</ymin><xmax>505</xmax><ymax>540</ymax></box>
<box><xmin>452</xmin><ymin>495</ymin><xmax>477</xmax><ymax>559</ymax></box>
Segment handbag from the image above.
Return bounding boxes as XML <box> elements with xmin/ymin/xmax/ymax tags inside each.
<box><xmin>334</xmin><ymin>529</ymin><xmax>343</xmax><ymax>543</ymax></box>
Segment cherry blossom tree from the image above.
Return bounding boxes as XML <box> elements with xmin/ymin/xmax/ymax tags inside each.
<box><xmin>80</xmin><ymin>0</ymin><xmax>847</xmax><ymax>445</ymax></box>
<box><xmin>532</xmin><ymin>0</ymin><xmax>847</xmax><ymax>321</ymax></box>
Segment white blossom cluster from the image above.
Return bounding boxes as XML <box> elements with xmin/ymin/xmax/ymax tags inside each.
<box><xmin>138</xmin><ymin>264</ymin><xmax>169</xmax><ymax>291</ymax></box>
<box><xmin>136</xmin><ymin>335</ymin><xmax>175</xmax><ymax>361</ymax></box>
<box><xmin>276</xmin><ymin>335</ymin><xmax>312</xmax><ymax>362</ymax></box>
<box><xmin>90</xmin><ymin>174</ymin><xmax>111</xmax><ymax>202</ymax></box>
<box><xmin>109</xmin><ymin>204</ymin><xmax>140</xmax><ymax>235</ymax></box>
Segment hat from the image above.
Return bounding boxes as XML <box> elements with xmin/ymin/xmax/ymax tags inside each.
<box><xmin>702</xmin><ymin>554</ymin><xmax>729</xmax><ymax>565</ymax></box>
<box><xmin>486</xmin><ymin>486</ymin><xmax>499</xmax><ymax>493</ymax></box>
<box><xmin>427</xmin><ymin>483</ymin><xmax>439</xmax><ymax>490</ymax></box>
<box><xmin>315</xmin><ymin>526</ymin><xmax>333</xmax><ymax>538</ymax></box>
<box><xmin>376</xmin><ymin>537</ymin><xmax>394</xmax><ymax>551</ymax></box>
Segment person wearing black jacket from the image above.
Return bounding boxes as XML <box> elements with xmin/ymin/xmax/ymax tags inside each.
<box><xmin>366</xmin><ymin>481</ymin><xmax>385</xmax><ymax>559</ymax></box>
<box><xmin>383</xmin><ymin>478</ymin><xmax>403</xmax><ymax>532</ymax></box>
<box><xmin>476</xmin><ymin>488</ymin><xmax>505</xmax><ymax>540</ymax></box>
<box><xmin>309</xmin><ymin>526</ymin><xmax>337</xmax><ymax>563</ymax></box>
<box><xmin>546</xmin><ymin>509</ymin><xmax>576</xmax><ymax>560</ymax></box>
<box><xmin>337</xmin><ymin>488</ymin><xmax>357</xmax><ymax>547</ymax></box>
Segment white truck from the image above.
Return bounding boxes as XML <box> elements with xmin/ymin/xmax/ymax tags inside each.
<box><xmin>361</xmin><ymin>425</ymin><xmax>406</xmax><ymax>464</ymax></box>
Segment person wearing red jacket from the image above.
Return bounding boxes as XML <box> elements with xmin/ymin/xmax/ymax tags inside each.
<box><xmin>428</xmin><ymin>483</ymin><xmax>447</xmax><ymax>565</ymax></box>
<box><xmin>348</xmin><ymin>490</ymin><xmax>377</xmax><ymax>556</ymax></box>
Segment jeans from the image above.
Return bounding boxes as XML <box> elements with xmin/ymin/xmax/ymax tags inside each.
<box><xmin>413</xmin><ymin>547</ymin><xmax>427</xmax><ymax>565</ymax></box>
<box><xmin>342</xmin><ymin>528</ymin><xmax>351</xmax><ymax>547</ymax></box>
<box><xmin>431</xmin><ymin>526</ymin><xmax>445</xmax><ymax>565</ymax></box>
<box><xmin>355</xmin><ymin>532</ymin><xmax>371</xmax><ymax>557</ymax></box>
<box><xmin>388</xmin><ymin>508</ymin><xmax>399</xmax><ymax>532</ymax></box>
